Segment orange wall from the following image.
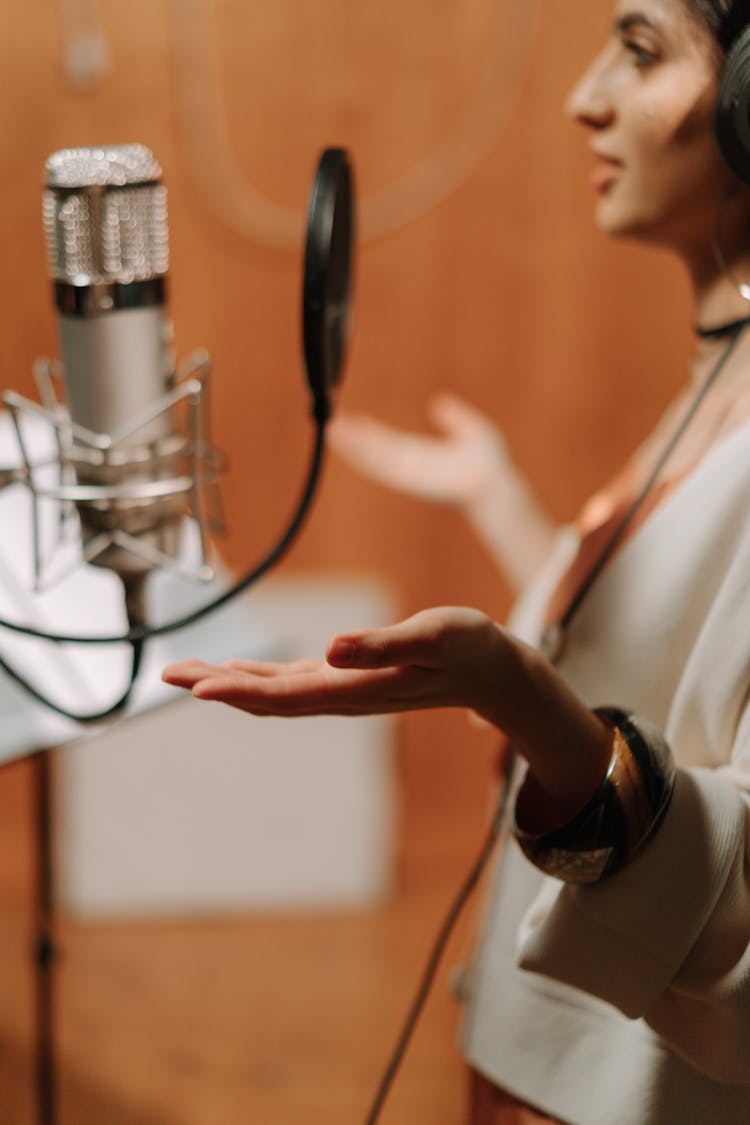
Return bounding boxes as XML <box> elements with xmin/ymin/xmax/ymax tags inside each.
<box><xmin>0</xmin><ymin>0</ymin><xmax>695</xmax><ymax>869</ymax></box>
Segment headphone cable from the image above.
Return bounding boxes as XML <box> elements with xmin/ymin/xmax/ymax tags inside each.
<box><xmin>363</xmin><ymin>767</ymin><xmax>513</xmax><ymax>1125</ymax></box>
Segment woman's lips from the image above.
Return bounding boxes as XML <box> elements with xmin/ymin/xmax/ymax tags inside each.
<box><xmin>590</xmin><ymin>156</ymin><xmax>622</xmax><ymax>193</ymax></box>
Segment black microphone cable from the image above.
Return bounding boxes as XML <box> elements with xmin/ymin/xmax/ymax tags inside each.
<box><xmin>0</xmin><ymin>638</ymin><xmax>145</xmax><ymax>724</ymax></box>
<box><xmin>0</xmin><ymin>413</ymin><xmax>327</xmax><ymax>721</ymax></box>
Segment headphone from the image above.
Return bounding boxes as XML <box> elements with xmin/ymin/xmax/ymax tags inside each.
<box><xmin>716</xmin><ymin>23</ymin><xmax>750</xmax><ymax>180</ymax></box>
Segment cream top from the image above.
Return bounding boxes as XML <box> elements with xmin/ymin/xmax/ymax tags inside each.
<box><xmin>463</xmin><ymin>404</ymin><xmax>750</xmax><ymax>1124</ymax></box>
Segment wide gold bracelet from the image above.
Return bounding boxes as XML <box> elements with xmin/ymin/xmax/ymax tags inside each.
<box><xmin>514</xmin><ymin>707</ymin><xmax>676</xmax><ymax>885</ymax></box>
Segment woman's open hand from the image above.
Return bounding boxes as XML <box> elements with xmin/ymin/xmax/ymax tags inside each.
<box><xmin>329</xmin><ymin>394</ymin><xmax>557</xmax><ymax>591</ymax></box>
<box><xmin>162</xmin><ymin>607</ymin><xmax>515</xmax><ymax>720</ymax></box>
<box><xmin>328</xmin><ymin>393</ymin><xmax>509</xmax><ymax>510</ymax></box>
<box><xmin>162</xmin><ymin>606</ymin><xmax>612</xmax><ymax>825</ymax></box>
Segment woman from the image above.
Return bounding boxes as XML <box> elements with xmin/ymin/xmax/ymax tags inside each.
<box><xmin>164</xmin><ymin>2</ymin><xmax>750</xmax><ymax>1121</ymax></box>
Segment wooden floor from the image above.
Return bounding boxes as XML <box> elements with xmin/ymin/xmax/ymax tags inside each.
<box><xmin>0</xmin><ymin>738</ymin><xmax>498</xmax><ymax>1125</ymax></box>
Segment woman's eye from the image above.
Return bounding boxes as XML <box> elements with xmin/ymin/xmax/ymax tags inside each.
<box><xmin>623</xmin><ymin>39</ymin><xmax>659</xmax><ymax>66</ymax></box>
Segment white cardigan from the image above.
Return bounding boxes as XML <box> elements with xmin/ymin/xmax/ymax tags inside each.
<box><xmin>462</xmin><ymin>417</ymin><xmax>750</xmax><ymax>1125</ymax></box>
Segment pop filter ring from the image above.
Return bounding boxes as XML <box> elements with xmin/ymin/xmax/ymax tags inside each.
<box><xmin>303</xmin><ymin>147</ymin><xmax>354</xmax><ymax>420</ymax></box>
<box><xmin>0</xmin><ymin>147</ymin><xmax>356</xmax><ymax>721</ymax></box>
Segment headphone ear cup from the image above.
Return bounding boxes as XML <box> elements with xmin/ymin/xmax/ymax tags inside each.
<box><xmin>716</xmin><ymin>24</ymin><xmax>750</xmax><ymax>182</ymax></box>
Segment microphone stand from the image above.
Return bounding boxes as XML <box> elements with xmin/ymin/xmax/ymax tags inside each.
<box><xmin>0</xmin><ymin>142</ymin><xmax>354</xmax><ymax>1125</ymax></box>
<box><xmin>30</xmin><ymin>577</ymin><xmax>145</xmax><ymax>1125</ymax></box>
<box><xmin>32</xmin><ymin>746</ymin><xmax>57</xmax><ymax>1125</ymax></box>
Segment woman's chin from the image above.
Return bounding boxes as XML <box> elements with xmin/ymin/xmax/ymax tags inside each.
<box><xmin>594</xmin><ymin>200</ymin><xmax>657</xmax><ymax>244</ymax></box>
<box><xmin>595</xmin><ymin>197</ymin><xmax>632</xmax><ymax>236</ymax></box>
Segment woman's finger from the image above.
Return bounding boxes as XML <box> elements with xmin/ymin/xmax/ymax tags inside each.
<box><xmin>162</xmin><ymin>659</ymin><xmax>229</xmax><ymax>688</ymax></box>
<box><xmin>223</xmin><ymin>657</ymin><xmax>325</xmax><ymax>677</ymax></box>
<box><xmin>326</xmin><ymin>607</ymin><xmax>493</xmax><ymax>670</ymax></box>
<box><xmin>428</xmin><ymin>392</ymin><xmax>498</xmax><ymax>440</ymax></box>
<box><xmin>190</xmin><ymin>663</ymin><xmax>439</xmax><ymax>716</ymax></box>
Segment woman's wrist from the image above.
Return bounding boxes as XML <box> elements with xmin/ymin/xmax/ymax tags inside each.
<box><xmin>515</xmin><ymin>717</ymin><xmax>613</xmax><ymax>831</ymax></box>
<box><xmin>485</xmin><ymin>639</ymin><xmax>613</xmax><ymax>826</ymax></box>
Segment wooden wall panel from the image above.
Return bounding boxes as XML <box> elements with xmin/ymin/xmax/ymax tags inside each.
<box><xmin>0</xmin><ymin>0</ymin><xmax>695</xmax><ymax>863</ymax></box>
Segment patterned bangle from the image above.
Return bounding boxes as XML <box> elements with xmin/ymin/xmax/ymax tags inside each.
<box><xmin>514</xmin><ymin>707</ymin><xmax>676</xmax><ymax>885</ymax></box>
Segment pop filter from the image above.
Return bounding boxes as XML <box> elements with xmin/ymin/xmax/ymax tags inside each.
<box><xmin>302</xmin><ymin>148</ymin><xmax>355</xmax><ymax>420</ymax></box>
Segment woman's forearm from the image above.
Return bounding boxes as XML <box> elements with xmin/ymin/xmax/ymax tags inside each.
<box><xmin>465</xmin><ymin>459</ymin><xmax>558</xmax><ymax>593</ymax></box>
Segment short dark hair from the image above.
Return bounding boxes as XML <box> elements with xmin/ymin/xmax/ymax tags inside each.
<box><xmin>684</xmin><ymin>0</ymin><xmax>748</xmax><ymax>52</ymax></box>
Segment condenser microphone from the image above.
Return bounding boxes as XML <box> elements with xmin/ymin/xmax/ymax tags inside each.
<box><xmin>17</xmin><ymin>143</ymin><xmax>224</xmax><ymax>622</ymax></box>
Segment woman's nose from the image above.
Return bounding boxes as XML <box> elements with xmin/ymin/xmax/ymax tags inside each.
<box><xmin>566</xmin><ymin>52</ymin><xmax>614</xmax><ymax>129</ymax></box>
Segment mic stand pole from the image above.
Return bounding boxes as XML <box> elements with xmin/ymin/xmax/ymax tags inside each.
<box><xmin>30</xmin><ymin>571</ymin><xmax>144</xmax><ymax>1125</ymax></box>
<box><xmin>32</xmin><ymin>745</ymin><xmax>57</xmax><ymax>1125</ymax></box>
<box><xmin>28</xmin><ymin>571</ymin><xmax>147</xmax><ymax>1125</ymax></box>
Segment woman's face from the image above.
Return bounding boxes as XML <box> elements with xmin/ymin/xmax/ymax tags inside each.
<box><xmin>567</xmin><ymin>0</ymin><xmax>738</xmax><ymax>252</ymax></box>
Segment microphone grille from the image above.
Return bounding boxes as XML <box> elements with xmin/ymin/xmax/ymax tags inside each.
<box><xmin>43</xmin><ymin>144</ymin><xmax>169</xmax><ymax>286</ymax></box>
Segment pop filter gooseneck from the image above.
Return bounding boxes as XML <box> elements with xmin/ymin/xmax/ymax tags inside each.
<box><xmin>0</xmin><ymin>146</ymin><xmax>357</xmax><ymax>720</ymax></box>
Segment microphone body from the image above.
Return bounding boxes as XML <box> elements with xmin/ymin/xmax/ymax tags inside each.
<box><xmin>58</xmin><ymin>306</ymin><xmax>171</xmax><ymax>442</ymax></box>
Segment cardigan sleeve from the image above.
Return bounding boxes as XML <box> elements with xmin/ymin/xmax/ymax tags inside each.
<box><xmin>516</xmin><ymin>760</ymin><xmax>750</xmax><ymax>1085</ymax></box>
